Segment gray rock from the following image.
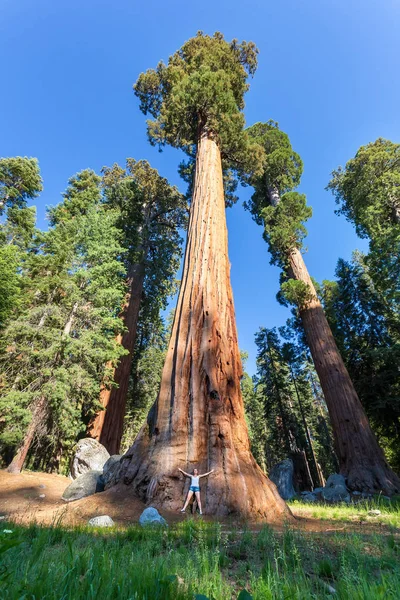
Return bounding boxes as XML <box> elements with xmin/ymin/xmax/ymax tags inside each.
<box><xmin>62</xmin><ymin>470</ymin><xmax>104</xmax><ymax>502</ymax></box>
<box><xmin>269</xmin><ymin>459</ymin><xmax>296</xmax><ymax>500</ymax></box>
<box><xmin>88</xmin><ymin>515</ymin><xmax>115</xmax><ymax>527</ymax></box>
<box><xmin>322</xmin><ymin>473</ymin><xmax>350</xmax><ymax>503</ymax></box>
<box><xmin>313</xmin><ymin>487</ymin><xmax>324</xmax><ymax>494</ymax></box>
<box><xmin>302</xmin><ymin>492</ymin><xmax>318</xmax><ymax>503</ymax></box>
<box><xmin>70</xmin><ymin>438</ymin><xmax>110</xmax><ymax>479</ymax></box>
<box><xmin>39</xmin><ymin>494</ymin><xmax>46</xmax><ymax>499</ymax></box>
<box><xmin>102</xmin><ymin>455</ymin><xmax>122</xmax><ymax>488</ymax></box>
<box><xmin>368</xmin><ymin>509</ymin><xmax>381</xmax><ymax>516</ymax></box>
<box><xmin>139</xmin><ymin>507</ymin><xmax>168</xmax><ymax>527</ymax></box>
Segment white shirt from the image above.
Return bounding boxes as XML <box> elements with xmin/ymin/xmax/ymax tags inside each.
<box><xmin>190</xmin><ymin>475</ymin><xmax>200</xmax><ymax>487</ymax></box>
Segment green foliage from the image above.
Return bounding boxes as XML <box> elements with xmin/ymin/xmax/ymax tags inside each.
<box><xmin>246</xmin><ymin>121</ymin><xmax>303</xmax><ymax>191</ymax></box>
<box><xmin>0</xmin><ymin>157</ymin><xmax>42</xmax><ymax>215</ymax></box>
<box><xmin>322</xmin><ymin>253</ymin><xmax>400</xmax><ymax>470</ymax></box>
<box><xmin>280</xmin><ymin>279</ymin><xmax>315</xmax><ymax>309</ymax></box>
<box><xmin>0</xmin><ymin>245</ymin><xmax>21</xmax><ymax>327</ymax></box>
<box><xmin>0</xmin><ymin>170</ymin><xmax>126</xmax><ymax>468</ymax></box>
<box><xmin>328</xmin><ymin>138</ymin><xmax>400</xmax><ymax>240</ymax></box>
<box><xmin>260</xmin><ymin>192</ymin><xmax>312</xmax><ymax>268</ymax></box>
<box><xmin>134</xmin><ymin>31</ymin><xmax>260</xmax><ymax>170</ymax></box>
<box><xmin>247</xmin><ymin>327</ymin><xmax>335</xmax><ymax>478</ymax></box>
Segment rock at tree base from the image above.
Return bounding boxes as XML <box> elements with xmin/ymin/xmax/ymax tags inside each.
<box><xmin>139</xmin><ymin>507</ymin><xmax>167</xmax><ymax>527</ymax></box>
<box><xmin>102</xmin><ymin>455</ymin><xmax>122</xmax><ymax>487</ymax></box>
<box><xmin>302</xmin><ymin>492</ymin><xmax>317</xmax><ymax>503</ymax></box>
<box><xmin>88</xmin><ymin>515</ymin><xmax>115</xmax><ymax>527</ymax></box>
<box><xmin>70</xmin><ymin>438</ymin><xmax>110</xmax><ymax>479</ymax></box>
<box><xmin>269</xmin><ymin>459</ymin><xmax>296</xmax><ymax>500</ymax></box>
<box><xmin>62</xmin><ymin>470</ymin><xmax>104</xmax><ymax>502</ymax></box>
<box><xmin>322</xmin><ymin>474</ymin><xmax>350</xmax><ymax>503</ymax></box>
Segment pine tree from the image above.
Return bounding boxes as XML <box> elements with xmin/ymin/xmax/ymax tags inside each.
<box><xmin>0</xmin><ymin>157</ymin><xmax>42</xmax><ymax>328</ymax></box>
<box><xmin>88</xmin><ymin>159</ymin><xmax>187</xmax><ymax>454</ymax></box>
<box><xmin>112</xmin><ymin>32</ymin><xmax>288</xmax><ymax>520</ymax></box>
<box><xmin>244</xmin><ymin>122</ymin><xmax>400</xmax><ymax>494</ymax></box>
<box><xmin>1</xmin><ymin>170</ymin><xmax>126</xmax><ymax>472</ymax></box>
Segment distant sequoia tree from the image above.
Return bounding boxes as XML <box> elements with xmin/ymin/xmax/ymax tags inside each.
<box><xmin>244</xmin><ymin>122</ymin><xmax>400</xmax><ymax>495</ymax></box>
<box><xmin>108</xmin><ymin>32</ymin><xmax>289</xmax><ymax>521</ymax></box>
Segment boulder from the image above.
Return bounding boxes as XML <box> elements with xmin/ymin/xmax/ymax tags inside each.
<box><xmin>62</xmin><ymin>470</ymin><xmax>104</xmax><ymax>502</ymax></box>
<box><xmin>269</xmin><ymin>459</ymin><xmax>296</xmax><ymax>500</ymax></box>
<box><xmin>302</xmin><ymin>492</ymin><xmax>318</xmax><ymax>503</ymax></box>
<box><xmin>322</xmin><ymin>473</ymin><xmax>350</xmax><ymax>503</ymax></box>
<box><xmin>139</xmin><ymin>507</ymin><xmax>168</xmax><ymax>527</ymax></box>
<box><xmin>102</xmin><ymin>455</ymin><xmax>122</xmax><ymax>488</ymax></box>
<box><xmin>70</xmin><ymin>438</ymin><xmax>110</xmax><ymax>479</ymax></box>
<box><xmin>88</xmin><ymin>515</ymin><xmax>115</xmax><ymax>527</ymax></box>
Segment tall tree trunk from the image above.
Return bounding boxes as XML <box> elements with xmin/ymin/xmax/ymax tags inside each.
<box><xmin>267</xmin><ymin>186</ymin><xmax>400</xmax><ymax>494</ymax></box>
<box><xmin>287</xmin><ymin>245</ymin><xmax>400</xmax><ymax>494</ymax></box>
<box><xmin>7</xmin><ymin>396</ymin><xmax>47</xmax><ymax>473</ymax></box>
<box><xmin>110</xmin><ymin>130</ymin><xmax>290</xmax><ymax>521</ymax></box>
<box><xmin>290</xmin><ymin>367</ymin><xmax>325</xmax><ymax>487</ymax></box>
<box><xmin>87</xmin><ymin>262</ymin><xmax>146</xmax><ymax>454</ymax></box>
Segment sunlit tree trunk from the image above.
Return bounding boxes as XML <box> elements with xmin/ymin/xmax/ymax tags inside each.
<box><xmin>267</xmin><ymin>186</ymin><xmax>400</xmax><ymax>494</ymax></box>
<box><xmin>287</xmin><ymin>245</ymin><xmax>400</xmax><ymax>494</ymax></box>
<box><xmin>88</xmin><ymin>262</ymin><xmax>146</xmax><ymax>454</ymax></box>
<box><xmin>110</xmin><ymin>130</ymin><xmax>290</xmax><ymax>521</ymax></box>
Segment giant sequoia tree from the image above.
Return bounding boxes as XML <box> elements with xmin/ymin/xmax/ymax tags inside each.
<box><xmin>110</xmin><ymin>32</ymin><xmax>288</xmax><ymax>520</ymax></box>
<box><xmin>245</xmin><ymin>122</ymin><xmax>400</xmax><ymax>494</ymax></box>
<box><xmin>88</xmin><ymin>160</ymin><xmax>186</xmax><ymax>454</ymax></box>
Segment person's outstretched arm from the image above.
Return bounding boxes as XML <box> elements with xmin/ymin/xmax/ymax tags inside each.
<box><xmin>199</xmin><ymin>469</ymin><xmax>215</xmax><ymax>478</ymax></box>
<box><xmin>178</xmin><ymin>468</ymin><xmax>190</xmax><ymax>477</ymax></box>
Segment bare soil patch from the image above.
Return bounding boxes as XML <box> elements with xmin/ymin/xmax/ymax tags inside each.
<box><xmin>0</xmin><ymin>470</ymin><xmax>397</xmax><ymax>535</ymax></box>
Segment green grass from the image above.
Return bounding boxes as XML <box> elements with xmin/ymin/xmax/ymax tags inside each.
<box><xmin>1</xmin><ymin>517</ymin><xmax>400</xmax><ymax>599</ymax></box>
<box><xmin>289</xmin><ymin>495</ymin><xmax>400</xmax><ymax>529</ymax></box>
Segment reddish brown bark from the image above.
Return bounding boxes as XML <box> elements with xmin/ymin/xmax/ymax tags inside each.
<box><xmin>88</xmin><ymin>262</ymin><xmax>145</xmax><ymax>454</ymax></box>
<box><xmin>7</xmin><ymin>396</ymin><xmax>46</xmax><ymax>473</ymax></box>
<box><xmin>287</xmin><ymin>246</ymin><xmax>400</xmax><ymax>494</ymax></box>
<box><xmin>110</xmin><ymin>131</ymin><xmax>290</xmax><ymax>522</ymax></box>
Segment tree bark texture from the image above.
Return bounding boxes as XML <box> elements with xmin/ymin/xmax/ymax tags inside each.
<box><xmin>7</xmin><ymin>396</ymin><xmax>47</xmax><ymax>473</ymax></box>
<box><xmin>287</xmin><ymin>245</ymin><xmax>400</xmax><ymax>494</ymax></box>
<box><xmin>111</xmin><ymin>131</ymin><xmax>290</xmax><ymax>521</ymax></box>
<box><xmin>88</xmin><ymin>262</ymin><xmax>145</xmax><ymax>454</ymax></box>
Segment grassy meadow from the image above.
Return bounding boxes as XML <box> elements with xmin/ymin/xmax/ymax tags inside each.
<box><xmin>1</xmin><ymin>499</ymin><xmax>400</xmax><ymax>599</ymax></box>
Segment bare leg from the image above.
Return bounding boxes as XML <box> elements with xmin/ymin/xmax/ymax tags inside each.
<box><xmin>195</xmin><ymin>491</ymin><xmax>202</xmax><ymax>514</ymax></box>
<box><xmin>181</xmin><ymin>489</ymin><xmax>194</xmax><ymax>511</ymax></box>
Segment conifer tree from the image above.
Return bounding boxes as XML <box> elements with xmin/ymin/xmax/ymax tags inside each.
<box><xmin>0</xmin><ymin>157</ymin><xmax>42</xmax><ymax>328</ymax></box>
<box><xmin>244</xmin><ymin>122</ymin><xmax>400</xmax><ymax>494</ymax></box>
<box><xmin>111</xmin><ymin>33</ymin><xmax>288</xmax><ymax>520</ymax></box>
<box><xmin>88</xmin><ymin>159</ymin><xmax>186</xmax><ymax>454</ymax></box>
<box><xmin>1</xmin><ymin>170</ymin><xmax>125</xmax><ymax>472</ymax></box>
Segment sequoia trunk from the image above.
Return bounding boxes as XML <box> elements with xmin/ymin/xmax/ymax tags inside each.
<box><xmin>88</xmin><ymin>262</ymin><xmax>145</xmax><ymax>454</ymax></box>
<box><xmin>110</xmin><ymin>130</ymin><xmax>290</xmax><ymax>521</ymax></box>
<box><xmin>287</xmin><ymin>245</ymin><xmax>400</xmax><ymax>494</ymax></box>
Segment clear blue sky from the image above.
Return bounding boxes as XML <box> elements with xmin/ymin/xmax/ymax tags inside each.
<box><xmin>1</xmin><ymin>0</ymin><xmax>399</xmax><ymax>374</ymax></box>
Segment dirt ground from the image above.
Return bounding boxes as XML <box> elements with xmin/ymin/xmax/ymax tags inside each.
<box><xmin>0</xmin><ymin>469</ymin><xmax>396</xmax><ymax>534</ymax></box>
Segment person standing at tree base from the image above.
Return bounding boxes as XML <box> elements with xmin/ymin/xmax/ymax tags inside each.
<box><xmin>179</xmin><ymin>467</ymin><xmax>215</xmax><ymax>515</ymax></box>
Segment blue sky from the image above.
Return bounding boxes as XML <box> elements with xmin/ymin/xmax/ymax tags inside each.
<box><xmin>1</xmin><ymin>0</ymin><xmax>399</xmax><ymax>374</ymax></box>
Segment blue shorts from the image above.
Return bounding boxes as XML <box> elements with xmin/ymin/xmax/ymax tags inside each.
<box><xmin>190</xmin><ymin>486</ymin><xmax>200</xmax><ymax>492</ymax></box>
